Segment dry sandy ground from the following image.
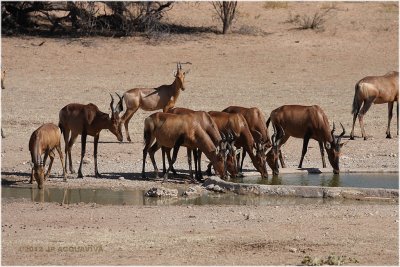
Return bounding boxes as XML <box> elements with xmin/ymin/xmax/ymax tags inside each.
<box><xmin>1</xmin><ymin>2</ymin><xmax>399</xmax><ymax>265</ymax></box>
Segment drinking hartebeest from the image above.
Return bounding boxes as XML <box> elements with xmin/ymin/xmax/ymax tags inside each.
<box><xmin>121</xmin><ymin>63</ymin><xmax>189</xmax><ymax>142</ymax></box>
<box><xmin>164</xmin><ymin>107</ymin><xmax>237</xmax><ymax>180</ymax></box>
<box><xmin>142</xmin><ymin>112</ymin><xmax>237</xmax><ymax>181</ymax></box>
<box><xmin>266</xmin><ymin>105</ymin><xmax>346</xmax><ymax>174</ymax></box>
<box><xmin>58</xmin><ymin>94</ymin><xmax>124</xmax><ymax>178</ymax></box>
<box><xmin>222</xmin><ymin>106</ymin><xmax>271</xmax><ymax>173</ymax></box>
<box><xmin>29</xmin><ymin>123</ymin><xmax>66</xmax><ymax>189</ymax></box>
<box><xmin>350</xmin><ymin>71</ymin><xmax>399</xmax><ymax>140</ymax></box>
<box><xmin>207</xmin><ymin>111</ymin><xmax>268</xmax><ymax>178</ymax></box>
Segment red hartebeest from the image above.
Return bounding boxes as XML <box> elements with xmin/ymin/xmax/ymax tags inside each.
<box><xmin>266</xmin><ymin>105</ymin><xmax>346</xmax><ymax>174</ymax></box>
<box><xmin>142</xmin><ymin>112</ymin><xmax>237</xmax><ymax>182</ymax></box>
<box><xmin>29</xmin><ymin>123</ymin><xmax>66</xmax><ymax>189</ymax></box>
<box><xmin>58</xmin><ymin>94</ymin><xmax>124</xmax><ymax>178</ymax></box>
<box><xmin>165</xmin><ymin>107</ymin><xmax>238</xmax><ymax>180</ymax></box>
<box><xmin>207</xmin><ymin>111</ymin><xmax>268</xmax><ymax>178</ymax></box>
<box><xmin>121</xmin><ymin>63</ymin><xmax>189</xmax><ymax>142</ymax></box>
<box><xmin>350</xmin><ymin>71</ymin><xmax>399</xmax><ymax>140</ymax></box>
<box><xmin>222</xmin><ymin>106</ymin><xmax>271</xmax><ymax>173</ymax></box>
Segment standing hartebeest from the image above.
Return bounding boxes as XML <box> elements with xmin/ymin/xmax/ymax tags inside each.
<box><xmin>121</xmin><ymin>63</ymin><xmax>189</xmax><ymax>142</ymax></box>
<box><xmin>142</xmin><ymin>112</ymin><xmax>237</xmax><ymax>182</ymax></box>
<box><xmin>29</xmin><ymin>123</ymin><xmax>66</xmax><ymax>189</ymax></box>
<box><xmin>266</xmin><ymin>105</ymin><xmax>346</xmax><ymax>174</ymax></box>
<box><xmin>58</xmin><ymin>94</ymin><xmax>124</xmax><ymax>178</ymax></box>
<box><xmin>222</xmin><ymin>106</ymin><xmax>271</xmax><ymax>173</ymax></box>
<box><xmin>350</xmin><ymin>71</ymin><xmax>399</xmax><ymax>140</ymax></box>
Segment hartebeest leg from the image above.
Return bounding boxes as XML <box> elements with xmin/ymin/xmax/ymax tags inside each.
<box><xmin>122</xmin><ymin>107</ymin><xmax>139</xmax><ymax>142</ymax></box>
<box><xmin>358</xmin><ymin>98</ymin><xmax>374</xmax><ymax>140</ymax></box>
<box><xmin>163</xmin><ymin>148</ymin><xmax>177</xmax><ymax>175</ymax></box>
<box><xmin>350</xmin><ymin>109</ymin><xmax>360</xmax><ymax>140</ymax></box>
<box><xmin>66</xmin><ymin>133</ymin><xmax>78</xmax><ymax>174</ymax></box>
<box><xmin>163</xmin><ymin>135</ymin><xmax>185</xmax><ymax>182</ymax></box>
<box><xmin>187</xmin><ymin>148</ymin><xmax>196</xmax><ymax>181</ymax></box>
<box><xmin>238</xmin><ymin>150</ymin><xmax>246</xmax><ymax>177</ymax></box>
<box><xmin>298</xmin><ymin>133</ymin><xmax>311</xmax><ymax>168</ymax></box>
<box><xmin>149</xmin><ymin>142</ymin><xmax>161</xmax><ymax>178</ymax></box>
<box><xmin>77</xmin><ymin>131</ymin><xmax>87</xmax><ymax>178</ymax></box>
<box><xmin>93</xmin><ymin>134</ymin><xmax>102</xmax><ymax>178</ymax></box>
<box><xmin>397</xmin><ymin>101</ymin><xmax>399</xmax><ymax>136</ymax></box>
<box><xmin>45</xmin><ymin>150</ymin><xmax>55</xmax><ymax>180</ymax></box>
<box><xmin>386</xmin><ymin>102</ymin><xmax>394</xmax><ymax>138</ymax></box>
<box><xmin>277</xmin><ymin>135</ymin><xmax>290</xmax><ymax>168</ymax></box>
<box><xmin>318</xmin><ymin>141</ymin><xmax>326</xmax><ymax>168</ymax></box>
<box><xmin>55</xmin><ymin>145</ymin><xmax>66</xmax><ymax>181</ymax></box>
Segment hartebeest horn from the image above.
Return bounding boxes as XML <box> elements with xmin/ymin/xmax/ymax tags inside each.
<box><xmin>115</xmin><ymin>92</ymin><xmax>124</xmax><ymax>113</ymax></box>
<box><xmin>331</xmin><ymin>121</ymin><xmax>336</xmax><ymax>137</ymax></box>
<box><xmin>110</xmin><ymin>93</ymin><xmax>115</xmax><ymax>113</ymax></box>
<box><xmin>336</xmin><ymin>122</ymin><xmax>346</xmax><ymax>144</ymax></box>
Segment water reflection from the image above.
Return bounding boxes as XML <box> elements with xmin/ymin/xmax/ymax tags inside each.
<box><xmin>237</xmin><ymin>172</ymin><xmax>398</xmax><ymax>189</ymax></box>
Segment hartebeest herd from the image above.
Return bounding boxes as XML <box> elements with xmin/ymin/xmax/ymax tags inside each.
<box><xmin>25</xmin><ymin>64</ymin><xmax>398</xmax><ymax>189</ymax></box>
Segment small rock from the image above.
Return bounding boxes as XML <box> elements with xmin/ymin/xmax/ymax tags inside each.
<box><xmin>289</xmin><ymin>247</ymin><xmax>297</xmax><ymax>253</ymax></box>
<box><xmin>118</xmin><ymin>176</ymin><xmax>125</xmax><ymax>180</ymax></box>
<box><xmin>145</xmin><ymin>187</ymin><xmax>178</xmax><ymax>198</ymax></box>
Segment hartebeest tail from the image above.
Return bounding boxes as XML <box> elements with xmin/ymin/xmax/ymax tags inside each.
<box><xmin>29</xmin><ymin>123</ymin><xmax>66</xmax><ymax>189</ymax></box>
<box><xmin>59</xmin><ymin>94</ymin><xmax>124</xmax><ymax>178</ymax></box>
<box><xmin>121</xmin><ymin>63</ymin><xmax>189</xmax><ymax>142</ymax></box>
<box><xmin>350</xmin><ymin>71</ymin><xmax>399</xmax><ymax>140</ymax></box>
<box><xmin>267</xmin><ymin>105</ymin><xmax>346</xmax><ymax>174</ymax></box>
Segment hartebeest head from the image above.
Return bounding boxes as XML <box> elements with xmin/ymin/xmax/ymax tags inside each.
<box><xmin>32</xmin><ymin>161</ymin><xmax>45</xmax><ymax>189</ymax></box>
<box><xmin>174</xmin><ymin>62</ymin><xmax>188</xmax><ymax>91</ymax></box>
<box><xmin>251</xmin><ymin>131</ymin><xmax>268</xmax><ymax>178</ymax></box>
<box><xmin>109</xmin><ymin>93</ymin><xmax>124</xmax><ymax>142</ymax></box>
<box><xmin>325</xmin><ymin>122</ymin><xmax>346</xmax><ymax>174</ymax></box>
<box><xmin>214</xmin><ymin>131</ymin><xmax>239</xmax><ymax>179</ymax></box>
<box><xmin>266</xmin><ymin>124</ymin><xmax>284</xmax><ymax>176</ymax></box>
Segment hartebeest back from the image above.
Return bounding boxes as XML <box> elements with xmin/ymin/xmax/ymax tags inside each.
<box><xmin>142</xmin><ymin>112</ymin><xmax>236</xmax><ymax>181</ymax></box>
<box><xmin>29</xmin><ymin>123</ymin><xmax>66</xmax><ymax>189</ymax></box>
<box><xmin>58</xmin><ymin>94</ymin><xmax>124</xmax><ymax>178</ymax></box>
<box><xmin>267</xmin><ymin>105</ymin><xmax>346</xmax><ymax>174</ymax></box>
<box><xmin>222</xmin><ymin>106</ymin><xmax>271</xmax><ymax>173</ymax></box>
<box><xmin>350</xmin><ymin>71</ymin><xmax>399</xmax><ymax>140</ymax></box>
<box><xmin>121</xmin><ymin>63</ymin><xmax>189</xmax><ymax>142</ymax></box>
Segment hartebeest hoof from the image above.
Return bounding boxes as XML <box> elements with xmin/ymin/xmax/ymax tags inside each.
<box><xmin>349</xmin><ymin>135</ymin><xmax>355</xmax><ymax>140</ymax></box>
<box><xmin>95</xmin><ymin>172</ymin><xmax>102</xmax><ymax>178</ymax></box>
<box><xmin>363</xmin><ymin>136</ymin><xmax>368</xmax><ymax>140</ymax></box>
<box><xmin>386</xmin><ymin>134</ymin><xmax>392</xmax><ymax>139</ymax></box>
<box><xmin>77</xmin><ymin>172</ymin><xmax>84</xmax><ymax>178</ymax></box>
<box><xmin>237</xmin><ymin>172</ymin><xmax>245</xmax><ymax>178</ymax></box>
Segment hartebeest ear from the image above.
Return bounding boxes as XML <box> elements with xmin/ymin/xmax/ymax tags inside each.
<box><xmin>235</xmin><ymin>148</ymin><xmax>242</xmax><ymax>156</ymax></box>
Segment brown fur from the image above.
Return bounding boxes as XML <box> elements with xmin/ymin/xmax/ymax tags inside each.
<box><xmin>121</xmin><ymin>64</ymin><xmax>188</xmax><ymax>142</ymax></box>
<box><xmin>267</xmin><ymin>105</ymin><xmax>346</xmax><ymax>174</ymax></box>
<box><xmin>58</xmin><ymin>95</ymin><xmax>123</xmax><ymax>178</ymax></box>
<box><xmin>29</xmin><ymin>123</ymin><xmax>66</xmax><ymax>189</ymax></box>
<box><xmin>350</xmin><ymin>71</ymin><xmax>399</xmax><ymax>139</ymax></box>
<box><xmin>142</xmin><ymin>112</ymin><xmax>234</xmax><ymax>181</ymax></box>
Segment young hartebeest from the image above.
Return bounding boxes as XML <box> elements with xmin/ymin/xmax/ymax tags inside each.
<box><xmin>121</xmin><ymin>63</ymin><xmax>189</xmax><ymax>142</ymax></box>
<box><xmin>29</xmin><ymin>123</ymin><xmax>66</xmax><ymax>189</ymax></box>
<box><xmin>350</xmin><ymin>71</ymin><xmax>399</xmax><ymax>140</ymax></box>
<box><xmin>207</xmin><ymin>111</ymin><xmax>268</xmax><ymax>178</ymax></box>
<box><xmin>142</xmin><ymin>112</ymin><xmax>236</xmax><ymax>182</ymax></box>
<box><xmin>58</xmin><ymin>94</ymin><xmax>124</xmax><ymax>178</ymax></box>
<box><xmin>164</xmin><ymin>107</ymin><xmax>236</xmax><ymax>180</ymax></box>
<box><xmin>266</xmin><ymin>105</ymin><xmax>346</xmax><ymax>174</ymax></box>
<box><xmin>222</xmin><ymin>106</ymin><xmax>271</xmax><ymax>173</ymax></box>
